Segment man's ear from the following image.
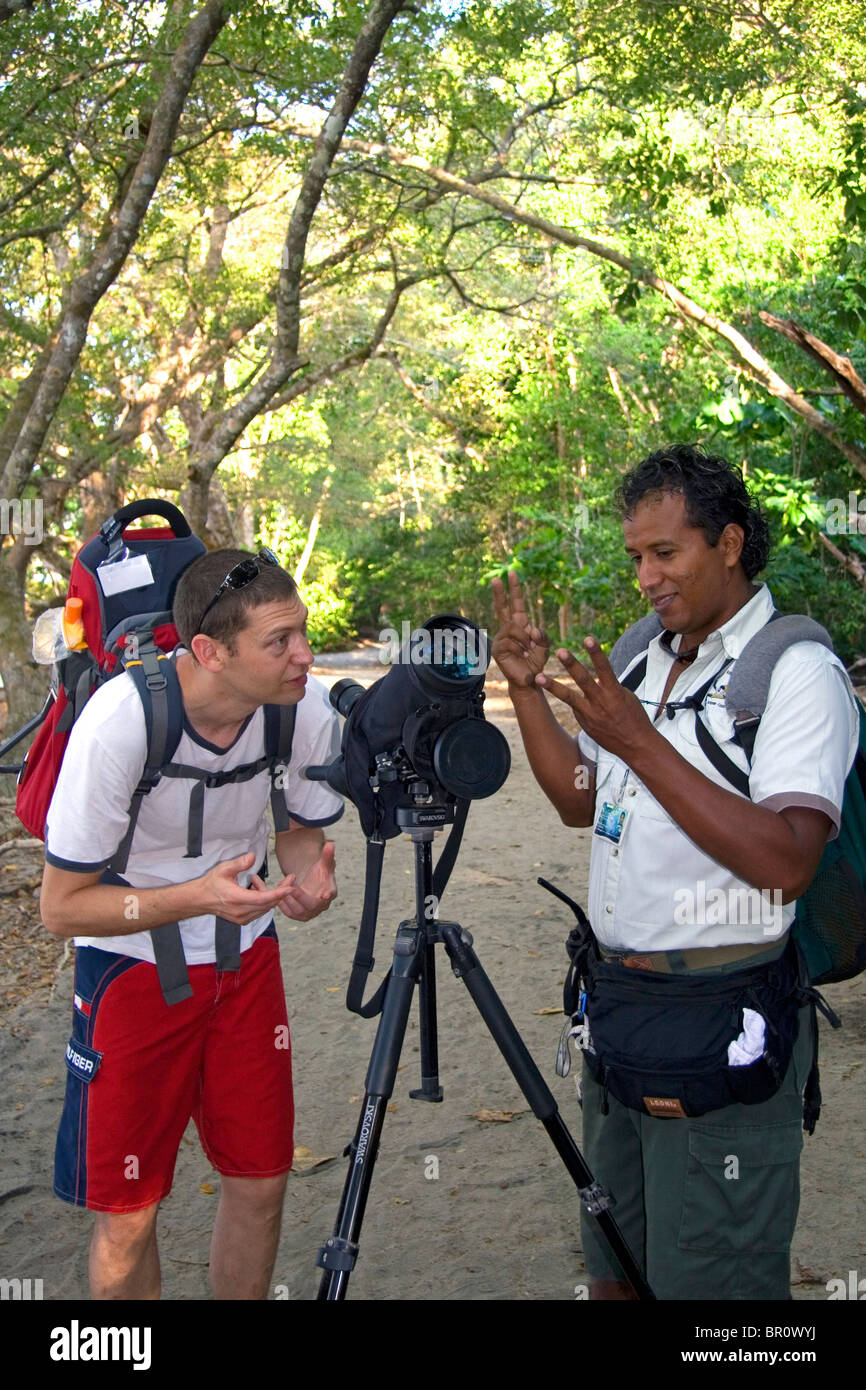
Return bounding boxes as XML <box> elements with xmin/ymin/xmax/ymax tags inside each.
<box><xmin>720</xmin><ymin>522</ymin><xmax>745</xmax><ymax>570</ymax></box>
<box><xmin>189</xmin><ymin>632</ymin><xmax>228</xmax><ymax>670</ymax></box>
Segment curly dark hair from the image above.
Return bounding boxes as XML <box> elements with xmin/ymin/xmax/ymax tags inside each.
<box><xmin>615</xmin><ymin>443</ymin><xmax>771</xmax><ymax>579</ymax></box>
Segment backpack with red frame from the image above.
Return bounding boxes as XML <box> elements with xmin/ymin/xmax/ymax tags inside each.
<box><xmin>10</xmin><ymin>498</ymin><xmax>298</xmax><ymax>1004</ymax></box>
<box><xmin>15</xmin><ymin>500</ymin><xmax>205</xmax><ymax>839</ymax></box>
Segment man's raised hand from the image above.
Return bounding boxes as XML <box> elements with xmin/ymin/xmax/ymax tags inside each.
<box><xmin>535</xmin><ymin>637</ymin><xmax>654</xmax><ymax>760</ymax></box>
<box><xmin>491</xmin><ymin>570</ymin><xmax>550</xmax><ymax>690</ymax></box>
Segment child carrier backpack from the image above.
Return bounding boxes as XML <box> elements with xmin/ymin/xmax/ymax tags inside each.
<box><xmin>17</xmin><ymin>499</ymin><xmax>298</xmax><ymax>1003</ymax></box>
<box><xmin>609</xmin><ymin>609</ymin><xmax>866</xmax><ymax>986</ymax></box>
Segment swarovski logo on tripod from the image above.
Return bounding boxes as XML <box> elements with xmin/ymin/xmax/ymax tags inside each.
<box><xmin>354</xmin><ymin>1103</ymin><xmax>377</xmax><ymax>1166</ymax></box>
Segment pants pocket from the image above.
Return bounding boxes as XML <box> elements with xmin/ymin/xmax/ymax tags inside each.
<box><xmin>678</xmin><ymin>1121</ymin><xmax>803</xmax><ymax>1254</ymax></box>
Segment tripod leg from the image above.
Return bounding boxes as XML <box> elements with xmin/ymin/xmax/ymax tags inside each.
<box><xmin>440</xmin><ymin>921</ymin><xmax>655</xmax><ymax>1301</ymax></box>
<box><xmin>411</xmin><ymin>838</ymin><xmax>443</xmax><ymax>1100</ymax></box>
<box><xmin>317</xmin><ymin>923</ymin><xmax>424</xmax><ymax>1300</ymax></box>
<box><xmin>411</xmin><ymin>937</ymin><xmax>444</xmax><ymax>1101</ymax></box>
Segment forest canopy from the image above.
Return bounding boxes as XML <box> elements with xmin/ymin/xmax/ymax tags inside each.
<box><xmin>2</xmin><ymin>0</ymin><xmax>866</xmax><ymax>717</ymax></box>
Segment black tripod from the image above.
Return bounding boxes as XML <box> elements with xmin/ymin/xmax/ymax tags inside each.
<box><xmin>315</xmin><ymin>807</ymin><xmax>654</xmax><ymax>1301</ymax></box>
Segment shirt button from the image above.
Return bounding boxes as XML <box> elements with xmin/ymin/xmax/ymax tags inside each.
<box><xmin>605</xmin><ymin>905</ymin><xmax>613</xmax><ymax>914</ymax></box>
<box><xmin>611</xmin><ymin>848</ymin><xmax>619</xmax><ymax>857</ymax></box>
<box><xmin>627</xmin><ymin>788</ymin><xmax>637</xmax><ymax>797</ymax></box>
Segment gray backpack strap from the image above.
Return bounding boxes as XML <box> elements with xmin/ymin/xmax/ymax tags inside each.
<box><xmin>214</xmin><ymin>917</ymin><xmax>241</xmax><ymax>973</ymax></box>
<box><xmin>724</xmin><ymin>615</ymin><xmax>833</xmax><ymax>755</ymax></box>
<box><xmin>150</xmin><ymin>922</ymin><xmax>195</xmax><ymax>1004</ymax></box>
<box><xmin>99</xmin><ymin>868</ymin><xmax>193</xmax><ymax>1006</ymax></box>
<box><xmin>111</xmin><ymin>643</ymin><xmax>183</xmax><ymax>876</ymax></box>
<box><xmin>264</xmin><ymin>703</ymin><xmax>297</xmax><ymax>832</ymax></box>
<box><xmin>112</xmin><ymin>686</ymin><xmax>294</xmax><ymax>1001</ymax></box>
<box><xmin>609</xmin><ymin>612</ymin><xmax>664</xmax><ymax>679</ymax></box>
<box><xmin>685</xmin><ymin>612</ymin><xmax>835</xmax><ymax>794</ymax></box>
<box><xmin>157</xmin><ymin>756</ymin><xmax>273</xmax><ymax>858</ymax></box>
<box><xmin>108</xmin><ymin>640</ymin><xmax>190</xmax><ymax>1006</ymax></box>
<box><xmin>209</xmin><ymin>706</ymin><xmax>296</xmax><ymax>974</ymax></box>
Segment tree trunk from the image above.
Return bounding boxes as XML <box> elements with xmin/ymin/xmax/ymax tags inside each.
<box><xmin>0</xmin><ymin>0</ymin><xmax>230</xmax><ymax>497</ymax></box>
<box><xmin>0</xmin><ymin>552</ymin><xmax>50</xmax><ymax>728</ymax></box>
<box><xmin>294</xmin><ymin>471</ymin><xmax>333</xmax><ymax>586</ymax></box>
<box><xmin>80</xmin><ymin>470</ymin><xmax>122</xmax><ymax>539</ymax></box>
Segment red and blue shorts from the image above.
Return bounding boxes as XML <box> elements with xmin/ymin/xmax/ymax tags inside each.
<box><xmin>55</xmin><ymin>923</ymin><xmax>294</xmax><ymax>1212</ymax></box>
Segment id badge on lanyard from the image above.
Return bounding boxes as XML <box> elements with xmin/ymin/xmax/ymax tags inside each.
<box><xmin>593</xmin><ymin>766</ymin><xmax>630</xmax><ymax>845</ymax></box>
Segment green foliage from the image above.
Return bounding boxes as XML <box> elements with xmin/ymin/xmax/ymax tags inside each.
<box><xmin>749</xmin><ymin>467</ymin><xmax>825</xmax><ymax>544</ymax></box>
<box><xmin>298</xmin><ymin>557</ymin><xmax>358</xmax><ymax>652</ymax></box>
<box><xmin>4</xmin><ymin>0</ymin><xmax>866</xmax><ymax>671</ymax></box>
<box><xmin>764</xmin><ymin>544</ymin><xmax>866</xmax><ymax>667</ymax></box>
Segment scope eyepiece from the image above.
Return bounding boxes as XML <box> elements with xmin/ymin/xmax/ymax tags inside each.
<box><xmin>330</xmin><ymin>678</ymin><xmax>366</xmax><ymax>718</ymax></box>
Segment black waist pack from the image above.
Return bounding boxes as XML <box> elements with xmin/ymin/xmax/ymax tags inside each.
<box><xmin>579</xmin><ymin>941</ymin><xmax>803</xmax><ymax>1119</ymax></box>
<box><xmin>552</xmin><ymin>882</ymin><xmax>813</xmax><ymax>1122</ymax></box>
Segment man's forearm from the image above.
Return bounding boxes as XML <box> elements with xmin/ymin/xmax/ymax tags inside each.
<box><xmin>41</xmin><ymin>874</ymin><xmax>207</xmax><ymax>940</ymax></box>
<box><xmin>274</xmin><ymin>826</ymin><xmax>325</xmax><ymax>879</ymax></box>
<box><xmin>508</xmin><ymin>684</ymin><xmax>595</xmax><ymax>825</ymax></box>
<box><xmin>627</xmin><ymin>730</ymin><xmax>828</xmax><ymax>900</ymax></box>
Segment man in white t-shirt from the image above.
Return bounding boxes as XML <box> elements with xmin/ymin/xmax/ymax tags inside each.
<box><xmin>491</xmin><ymin>444</ymin><xmax>860</xmax><ymax>1300</ymax></box>
<box><xmin>41</xmin><ymin>547</ymin><xmax>344</xmax><ymax>1300</ymax></box>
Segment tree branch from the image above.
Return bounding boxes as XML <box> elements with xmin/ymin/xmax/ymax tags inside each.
<box><xmin>295</xmin><ymin>130</ymin><xmax>866</xmax><ymax>479</ymax></box>
<box><xmin>376</xmin><ymin>348</ymin><xmax>478</xmax><ymax>453</ymax></box>
<box><xmin>276</xmin><ymin>0</ymin><xmax>406</xmax><ymax>358</ymax></box>
<box><xmin>819</xmin><ymin>531</ymin><xmax>866</xmax><ymax>590</ymax></box>
<box><xmin>0</xmin><ymin>0</ymin><xmax>230</xmax><ymax>497</ymax></box>
<box><xmin>759</xmin><ymin>311</ymin><xmax>866</xmax><ymax>419</ymax></box>
<box><xmin>180</xmin><ymin>0</ymin><xmax>408</xmax><ymax>532</ymax></box>
<box><xmin>265</xmin><ymin>272</ymin><xmax>422</xmax><ymax>415</ymax></box>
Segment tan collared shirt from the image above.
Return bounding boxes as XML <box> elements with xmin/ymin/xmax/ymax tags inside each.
<box><xmin>577</xmin><ymin>584</ymin><xmax>861</xmax><ymax>951</ymax></box>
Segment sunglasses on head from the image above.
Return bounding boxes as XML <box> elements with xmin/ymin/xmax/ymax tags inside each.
<box><xmin>197</xmin><ymin>547</ymin><xmax>280</xmax><ymax>635</ymax></box>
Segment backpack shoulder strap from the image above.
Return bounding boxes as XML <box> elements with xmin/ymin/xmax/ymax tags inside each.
<box><xmin>106</xmin><ymin>637</ymin><xmax>191</xmax><ymax>1007</ymax></box>
<box><xmin>108</xmin><ymin>635</ymin><xmax>184</xmax><ymax>875</ymax></box>
<box><xmin>689</xmin><ymin>612</ymin><xmax>835</xmax><ymax>795</ymax></box>
<box><xmin>263</xmin><ymin>703</ymin><xmax>297</xmax><ymax>832</ymax></box>
<box><xmin>723</xmin><ymin>614</ymin><xmax>833</xmax><ymax>759</ymax></box>
<box><xmin>609</xmin><ymin>612</ymin><xmax>664</xmax><ymax>681</ymax></box>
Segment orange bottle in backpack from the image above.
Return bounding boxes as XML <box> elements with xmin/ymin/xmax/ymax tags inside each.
<box><xmin>61</xmin><ymin>598</ymin><xmax>87</xmax><ymax>651</ymax></box>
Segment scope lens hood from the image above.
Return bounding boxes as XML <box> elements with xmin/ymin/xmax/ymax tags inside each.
<box><xmin>432</xmin><ymin>717</ymin><xmax>510</xmax><ymax>800</ymax></box>
<box><xmin>400</xmin><ymin>615</ymin><xmax>489</xmax><ymax>697</ymax></box>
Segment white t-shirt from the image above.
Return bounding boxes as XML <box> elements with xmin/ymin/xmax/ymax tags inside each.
<box><xmin>577</xmin><ymin>584</ymin><xmax>861</xmax><ymax>952</ymax></box>
<box><xmin>45</xmin><ymin>659</ymin><xmax>344</xmax><ymax>963</ymax></box>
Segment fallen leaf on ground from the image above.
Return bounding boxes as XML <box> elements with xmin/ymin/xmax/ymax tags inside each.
<box><xmin>200</xmin><ymin>1182</ymin><xmax>215</xmax><ymax>1194</ymax></box>
<box><xmin>292</xmin><ymin>1144</ymin><xmax>336</xmax><ymax>1173</ymax></box>
<box><xmin>470</xmin><ymin>1108</ymin><xmax>524</xmax><ymax>1123</ymax></box>
<box><xmin>534</xmin><ymin>1005</ymin><xmax>563</xmax><ymax>1015</ymax></box>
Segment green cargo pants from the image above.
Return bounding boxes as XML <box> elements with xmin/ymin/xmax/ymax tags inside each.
<box><xmin>579</xmin><ymin>1006</ymin><xmax>813</xmax><ymax>1300</ymax></box>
